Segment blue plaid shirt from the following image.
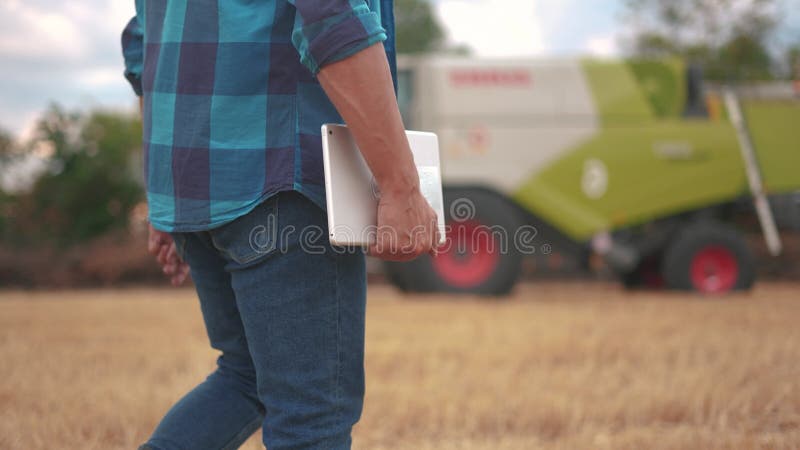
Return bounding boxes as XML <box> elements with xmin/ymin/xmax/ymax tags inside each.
<box><xmin>122</xmin><ymin>0</ymin><xmax>396</xmax><ymax>232</ymax></box>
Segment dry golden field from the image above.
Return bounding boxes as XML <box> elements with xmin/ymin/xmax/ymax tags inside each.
<box><xmin>1</xmin><ymin>282</ymin><xmax>799</xmax><ymax>450</ymax></box>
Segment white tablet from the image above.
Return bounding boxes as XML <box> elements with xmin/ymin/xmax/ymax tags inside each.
<box><xmin>321</xmin><ymin>124</ymin><xmax>446</xmax><ymax>247</ymax></box>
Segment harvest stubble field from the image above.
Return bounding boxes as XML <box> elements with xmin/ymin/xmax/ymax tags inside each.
<box><xmin>1</xmin><ymin>282</ymin><xmax>799</xmax><ymax>450</ymax></box>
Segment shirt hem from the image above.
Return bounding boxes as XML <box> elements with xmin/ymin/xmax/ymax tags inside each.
<box><xmin>149</xmin><ymin>184</ymin><xmax>326</xmax><ymax>233</ymax></box>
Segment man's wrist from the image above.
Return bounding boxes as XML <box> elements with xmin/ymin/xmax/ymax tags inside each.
<box><xmin>378</xmin><ymin>169</ymin><xmax>420</xmax><ymax>199</ymax></box>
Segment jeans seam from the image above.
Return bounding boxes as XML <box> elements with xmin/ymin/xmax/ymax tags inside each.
<box><xmin>219</xmin><ymin>412</ymin><xmax>262</xmax><ymax>450</ymax></box>
<box><xmin>333</xmin><ymin>253</ymin><xmax>344</xmax><ymax>430</ymax></box>
<box><xmin>146</xmin><ymin>437</ymin><xmax>188</xmax><ymax>450</ymax></box>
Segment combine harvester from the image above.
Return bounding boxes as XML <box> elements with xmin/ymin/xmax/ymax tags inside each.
<box><xmin>387</xmin><ymin>56</ymin><xmax>800</xmax><ymax>295</ymax></box>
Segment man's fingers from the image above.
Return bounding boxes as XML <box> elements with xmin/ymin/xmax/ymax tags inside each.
<box><xmin>157</xmin><ymin>245</ymin><xmax>171</xmax><ymax>265</ymax></box>
<box><xmin>170</xmin><ymin>263</ymin><xmax>190</xmax><ymax>286</ymax></box>
<box><xmin>161</xmin><ymin>242</ymin><xmax>185</xmax><ymax>274</ymax></box>
<box><xmin>165</xmin><ymin>258</ymin><xmax>189</xmax><ymax>285</ymax></box>
<box><xmin>147</xmin><ymin>224</ymin><xmax>188</xmax><ymax>287</ymax></box>
<box><xmin>165</xmin><ymin>242</ymin><xmax>179</xmax><ymax>263</ymax></box>
<box><xmin>430</xmin><ymin>203</ymin><xmax>440</xmax><ymax>236</ymax></box>
<box><xmin>163</xmin><ymin>259</ymin><xmax>180</xmax><ymax>276</ymax></box>
<box><xmin>429</xmin><ymin>234</ymin><xmax>440</xmax><ymax>257</ymax></box>
<box><xmin>147</xmin><ymin>234</ymin><xmax>162</xmax><ymax>255</ymax></box>
<box><xmin>369</xmin><ymin>239</ymin><xmax>424</xmax><ymax>262</ymax></box>
<box><xmin>369</xmin><ymin>241</ymin><xmax>399</xmax><ymax>261</ymax></box>
<box><xmin>368</xmin><ymin>197</ymin><xmax>442</xmax><ymax>262</ymax></box>
<box><xmin>147</xmin><ymin>225</ymin><xmax>169</xmax><ymax>255</ymax></box>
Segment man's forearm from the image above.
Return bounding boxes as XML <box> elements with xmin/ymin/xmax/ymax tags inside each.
<box><xmin>317</xmin><ymin>43</ymin><xmax>419</xmax><ymax>197</ymax></box>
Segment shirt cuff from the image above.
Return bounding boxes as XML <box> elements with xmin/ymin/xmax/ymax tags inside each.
<box><xmin>125</xmin><ymin>72</ymin><xmax>143</xmax><ymax>97</ymax></box>
<box><xmin>121</xmin><ymin>17</ymin><xmax>144</xmax><ymax>96</ymax></box>
<box><xmin>293</xmin><ymin>5</ymin><xmax>387</xmax><ymax>74</ymax></box>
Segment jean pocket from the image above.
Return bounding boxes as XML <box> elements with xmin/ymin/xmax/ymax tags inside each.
<box><xmin>209</xmin><ymin>196</ymin><xmax>280</xmax><ymax>266</ymax></box>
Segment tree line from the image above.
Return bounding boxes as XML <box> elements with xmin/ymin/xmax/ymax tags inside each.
<box><xmin>398</xmin><ymin>0</ymin><xmax>799</xmax><ymax>80</ymax></box>
<box><xmin>0</xmin><ymin>106</ymin><xmax>143</xmax><ymax>248</ymax></box>
<box><xmin>624</xmin><ymin>0</ymin><xmax>799</xmax><ymax>80</ymax></box>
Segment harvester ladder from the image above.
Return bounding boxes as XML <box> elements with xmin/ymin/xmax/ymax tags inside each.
<box><xmin>723</xmin><ymin>88</ymin><xmax>783</xmax><ymax>256</ymax></box>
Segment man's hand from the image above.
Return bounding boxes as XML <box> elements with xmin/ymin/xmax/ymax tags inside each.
<box><xmin>139</xmin><ymin>99</ymin><xmax>189</xmax><ymax>285</ymax></box>
<box><xmin>148</xmin><ymin>224</ymin><xmax>190</xmax><ymax>286</ymax></box>
<box><xmin>369</xmin><ymin>186</ymin><xmax>439</xmax><ymax>261</ymax></box>
<box><xmin>317</xmin><ymin>44</ymin><xmax>443</xmax><ymax>261</ymax></box>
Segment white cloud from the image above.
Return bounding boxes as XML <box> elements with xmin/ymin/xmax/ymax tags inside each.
<box><xmin>584</xmin><ymin>34</ymin><xmax>620</xmax><ymax>57</ymax></box>
<box><xmin>0</xmin><ymin>1</ymin><xmax>137</xmax><ymax>137</ymax></box>
<box><xmin>435</xmin><ymin>0</ymin><xmax>548</xmax><ymax>57</ymax></box>
<box><xmin>0</xmin><ymin>1</ymin><xmax>88</xmax><ymax>59</ymax></box>
<box><xmin>79</xmin><ymin>67</ymin><xmax>127</xmax><ymax>88</ymax></box>
<box><xmin>535</xmin><ymin>0</ymin><xmax>579</xmax><ymax>37</ymax></box>
<box><xmin>435</xmin><ymin>0</ymin><xmax>618</xmax><ymax>58</ymax></box>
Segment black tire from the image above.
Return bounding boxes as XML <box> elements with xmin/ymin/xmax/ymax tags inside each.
<box><xmin>384</xmin><ymin>188</ymin><xmax>524</xmax><ymax>296</ymax></box>
<box><xmin>620</xmin><ymin>254</ymin><xmax>664</xmax><ymax>290</ymax></box>
<box><xmin>661</xmin><ymin>221</ymin><xmax>755</xmax><ymax>294</ymax></box>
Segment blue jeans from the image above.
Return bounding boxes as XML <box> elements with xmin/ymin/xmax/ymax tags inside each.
<box><xmin>141</xmin><ymin>191</ymin><xmax>367</xmax><ymax>450</ymax></box>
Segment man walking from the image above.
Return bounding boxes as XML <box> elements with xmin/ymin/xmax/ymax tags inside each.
<box><xmin>121</xmin><ymin>1</ymin><xmax>438</xmax><ymax>449</ymax></box>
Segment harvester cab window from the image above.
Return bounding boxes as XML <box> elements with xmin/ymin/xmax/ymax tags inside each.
<box><xmin>684</xmin><ymin>64</ymin><xmax>709</xmax><ymax>118</ymax></box>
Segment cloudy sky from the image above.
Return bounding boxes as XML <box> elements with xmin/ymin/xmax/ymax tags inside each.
<box><xmin>0</xmin><ymin>0</ymin><xmax>797</xmax><ymax>139</ymax></box>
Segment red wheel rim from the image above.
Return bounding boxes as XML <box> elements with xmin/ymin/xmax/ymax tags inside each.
<box><xmin>432</xmin><ymin>220</ymin><xmax>500</xmax><ymax>289</ymax></box>
<box><xmin>689</xmin><ymin>246</ymin><xmax>739</xmax><ymax>294</ymax></box>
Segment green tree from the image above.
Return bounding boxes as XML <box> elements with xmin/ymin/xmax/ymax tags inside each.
<box><xmin>0</xmin><ymin>128</ymin><xmax>13</xmax><ymax>160</ymax></box>
<box><xmin>8</xmin><ymin>105</ymin><xmax>144</xmax><ymax>247</ymax></box>
<box><xmin>623</xmin><ymin>0</ymin><xmax>780</xmax><ymax>81</ymax></box>
<box><xmin>708</xmin><ymin>33</ymin><xmax>774</xmax><ymax>81</ymax></box>
<box><xmin>0</xmin><ymin>127</ymin><xmax>21</xmax><ymax>175</ymax></box>
<box><xmin>394</xmin><ymin>0</ymin><xmax>444</xmax><ymax>54</ymax></box>
<box><xmin>788</xmin><ymin>45</ymin><xmax>800</xmax><ymax>80</ymax></box>
<box><xmin>0</xmin><ymin>128</ymin><xmax>15</xmax><ymax>238</ymax></box>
